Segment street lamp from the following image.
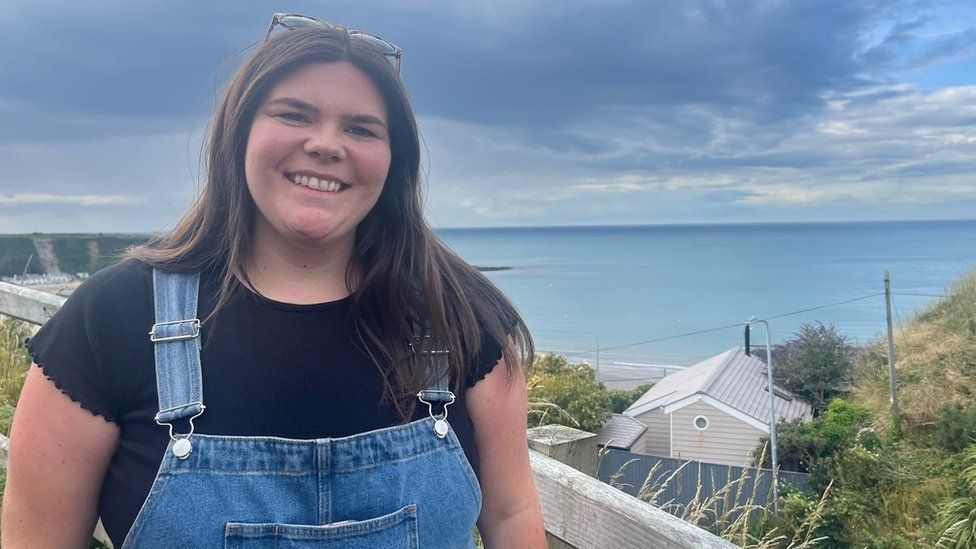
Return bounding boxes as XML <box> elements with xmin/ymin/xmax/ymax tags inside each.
<box><xmin>747</xmin><ymin>316</ymin><xmax>779</xmax><ymax>514</ymax></box>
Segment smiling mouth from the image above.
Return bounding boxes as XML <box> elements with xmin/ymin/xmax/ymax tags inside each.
<box><xmin>286</xmin><ymin>173</ymin><xmax>350</xmax><ymax>193</ymax></box>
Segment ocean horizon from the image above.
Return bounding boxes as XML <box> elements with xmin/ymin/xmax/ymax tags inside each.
<box><xmin>437</xmin><ymin>219</ymin><xmax>976</xmax><ymax>388</ymax></box>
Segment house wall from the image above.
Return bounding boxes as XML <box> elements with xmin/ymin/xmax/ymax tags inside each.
<box><xmin>631</xmin><ymin>407</ymin><xmax>670</xmax><ymax>456</ymax></box>
<box><xmin>670</xmin><ymin>400</ymin><xmax>765</xmax><ymax>467</ymax></box>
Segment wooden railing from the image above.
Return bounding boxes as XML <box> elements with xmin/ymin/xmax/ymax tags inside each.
<box><xmin>0</xmin><ymin>280</ymin><xmax>735</xmax><ymax>548</ymax></box>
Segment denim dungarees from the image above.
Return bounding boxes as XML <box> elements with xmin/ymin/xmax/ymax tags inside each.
<box><xmin>120</xmin><ymin>270</ymin><xmax>482</xmax><ymax>548</ymax></box>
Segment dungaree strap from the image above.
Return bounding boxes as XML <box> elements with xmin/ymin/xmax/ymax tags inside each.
<box><xmin>413</xmin><ymin>329</ymin><xmax>455</xmax><ymax>439</ymax></box>
<box><xmin>414</xmin><ymin>333</ymin><xmax>453</xmax><ymax>401</ymax></box>
<box><xmin>150</xmin><ymin>269</ymin><xmax>205</xmax><ymax>425</ymax></box>
<box><xmin>407</xmin><ymin>285</ymin><xmax>452</xmax><ymax>402</ymax></box>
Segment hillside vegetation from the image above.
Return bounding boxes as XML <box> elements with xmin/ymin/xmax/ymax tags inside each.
<box><xmin>761</xmin><ymin>267</ymin><xmax>976</xmax><ymax>547</ymax></box>
<box><xmin>840</xmin><ymin>267</ymin><xmax>976</xmax><ymax>547</ymax></box>
<box><xmin>0</xmin><ymin>234</ymin><xmax>149</xmax><ymax>277</ymax></box>
<box><xmin>853</xmin><ymin>269</ymin><xmax>976</xmax><ymax>434</ymax></box>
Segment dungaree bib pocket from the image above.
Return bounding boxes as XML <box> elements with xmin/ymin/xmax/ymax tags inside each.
<box><xmin>224</xmin><ymin>504</ymin><xmax>419</xmax><ymax>548</ymax></box>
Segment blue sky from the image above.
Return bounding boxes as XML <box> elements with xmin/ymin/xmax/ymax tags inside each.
<box><xmin>1</xmin><ymin>0</ymin><xmax>974</xmax><ymax>232</ymax></box>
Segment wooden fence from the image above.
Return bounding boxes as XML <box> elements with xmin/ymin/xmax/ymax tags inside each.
<box><xmin>0</xmin><ymin>280</ymin><xmax>735</xmax><ymax>548</ymax></box>
<box><xmin>598</xmin><ymin>449</ymin><xmax>810</xmax><ymax>522</ymax></box>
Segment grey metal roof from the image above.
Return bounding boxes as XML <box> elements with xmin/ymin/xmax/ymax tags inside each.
<box><xmin>595</xmin><ymin>413</ymin><xmax>647</xmax><ymax>450</ymax></box>
<box><xmin>624</xmin><ymin>347</ymin><xmax>812</xmax><ymax>426</ymax></box>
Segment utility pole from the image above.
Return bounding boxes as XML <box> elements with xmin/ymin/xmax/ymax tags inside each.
<box><xmin>747</xmin><ymin>316</ymin><xmax>778</xmax><ymax>514</ymax></box>
<box><xmin>595</xmin><ymin>339</ymin><xmax>600</xmax><ymax>382</ymax></box>
<box><xmin>884</xmin><ymin>270</ymin><xmax>900</xmax><ymax>437</ymax></box>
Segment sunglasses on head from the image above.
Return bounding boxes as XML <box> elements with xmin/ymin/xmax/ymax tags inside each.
<box><xmin>265</xmin><ymin>13</ymin><xmax>403</xmax><ymax>74</ymax></box>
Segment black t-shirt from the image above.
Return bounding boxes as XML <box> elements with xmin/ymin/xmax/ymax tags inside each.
<box><xmin>26</xmin><ymin>259</ymin><xmax>503</xmax><ymax>546</ymax></box>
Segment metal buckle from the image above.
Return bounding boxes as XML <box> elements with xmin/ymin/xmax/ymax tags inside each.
<box><xmin>154</xmin><ymin>404</ymin><xmax>205</xmax><ymax>460</ymax></box>
<box><xmin>417</xmin><ymin>390</ymin><xmax>455</xmax><ymax>439</ymax></box>
<box><xmin>149</xmin><ymin>319</ymin><xmax>201</xmax><ymax>343</ymax></box>
<box><xmin>417</xmin><ymin>390</ymin><xmax>456</xmax><ymax>406</ymax></box>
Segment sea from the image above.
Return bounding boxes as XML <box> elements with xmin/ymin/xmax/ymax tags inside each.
<box><xmin>436</xmin><ymin>220</ymin><xmax>976</xmax><ymax>388</ymax></box>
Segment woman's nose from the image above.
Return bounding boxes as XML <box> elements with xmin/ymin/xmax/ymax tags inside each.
<box><xmin>303</xmin><ymin>128</ymin><xmax>347</xmax><ymax>162</ymax></box>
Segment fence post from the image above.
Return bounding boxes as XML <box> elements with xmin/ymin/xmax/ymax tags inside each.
<box><xmin>527</xmin><ymin>424</ymin><xmax>598</xmax><ymax>477</ymax></box>
<box><xmin>527</xmin><ymin>425</ymin><xmax>598</xmax><ymax>549</ymax></box>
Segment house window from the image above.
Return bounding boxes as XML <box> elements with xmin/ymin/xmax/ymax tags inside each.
<box><xmin>694</xmin><ymin>415</ymin><xmax>709</xmax><ymax>430</ymax></box>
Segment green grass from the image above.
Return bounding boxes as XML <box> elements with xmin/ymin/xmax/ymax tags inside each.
<box><xmin>0</xmin><ymin>315</ymin><xmax>34</xmax><ymax>534</ymax></box>
<box><xmin>0</xmin><ymin>316</ymin><xmax>32</xmax><ymax>436</ymax></box>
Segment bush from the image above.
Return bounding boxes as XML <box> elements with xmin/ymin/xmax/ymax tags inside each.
<box><xmin>526</xmin><ymin>353</ymin><xmax>613</xmax><ymax>432</ymax></box>
<box><xmin>756</xmin><ymin>398</ymin><xmax>873</xmax><ymax>479</ymax></box>
<box><xmin>773</xmin><ymin>322</ymin><xmax>854</xmax><ymax>414</ymax></box>
<box><xmin>607</xmin><ymin>383</ymin><xmax>653</xmax><ymax>414</ymax></box>
<box><xmin>935</xmin><ymin>404</ymin><xmax>976</xmax><ymax>453</ymax></box>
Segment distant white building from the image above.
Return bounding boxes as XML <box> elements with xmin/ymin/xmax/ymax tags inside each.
<box><xmin>623</xmin><ymin>347</ymin><xmax>812</xmax><ymax>467</ymax></box>
<box><xmin>1</xmin><ymin>273</ymin><xmax>76</xmax><ymax>286</ymax></box>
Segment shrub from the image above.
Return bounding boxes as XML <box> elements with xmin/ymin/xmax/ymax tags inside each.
<box><xmin>773</xmin><ymin>322</ymin><xmax>854</xmax><ymax>414</ymax></box>
<box><xmin>607</xmin><ymin>382</ymin><xmax>653</xmax><ymax>414</ymax></box>
<box><xmin>526</xmin><ymin>353</ymin><xmax>613</xmax><ymax>432</ymax></box>
<box><xmin>755</xmin><ymin>398</ymin><xmax>873</xmax><ymax>480</ymax></box>
<box><xmin>935</xmin><ymin>404</ymin><xmax>976</xmax><ymax>453</ymax></box>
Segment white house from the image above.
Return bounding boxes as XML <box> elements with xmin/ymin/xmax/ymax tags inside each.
<box><xmin>623</xmin><ymin>347</ymin><xmax>813</xmax><ymax>467</ymax></box>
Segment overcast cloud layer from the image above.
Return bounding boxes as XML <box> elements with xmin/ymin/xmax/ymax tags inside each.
<box><xmin>1</xmin><ymin>0</ymin><xmax>974</xmax><ymax>232</ymax></box>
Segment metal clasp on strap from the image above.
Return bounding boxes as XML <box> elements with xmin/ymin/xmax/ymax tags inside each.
<box><xmin>417</xmin><ymin>390</ymin><xmax>455</xmax><ymax>439</ymax></box>
<box><xmin>408</xmin><ymin>342</ymin><xmax>450</xmax><ymax>355</ymax></box>
<box><xmin>149</xmin><ymin>319</ymin><xmax>201</xmax><ymax>343</ymax></box>
<box><xmin>154</xmin><ymin>403</ymin><xmax>205</xmax><ymax>459</ymax></box>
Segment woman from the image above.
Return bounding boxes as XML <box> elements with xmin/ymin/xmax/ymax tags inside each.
<box><xmin>2</xmin><ymin>14</ymin><xmax>546</xmax><ymax>548</ymax></box>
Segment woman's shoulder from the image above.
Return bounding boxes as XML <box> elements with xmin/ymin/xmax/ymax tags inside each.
<box><xmin>48</xmin><ymin>258</ymin><xmax>152</xmax><ymax>315</ymax></box>
<box><xmin>72</xmin><ymin>258</ymin><xmax>218</xmax><ymax>305</ymax></box>
<box><xmin>77</xmin><ymin>258</ymin><xmax>154</xmax><ymax>295</ymax></box>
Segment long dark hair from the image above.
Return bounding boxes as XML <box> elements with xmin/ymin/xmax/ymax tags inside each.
<box><xmin>129</xmin><ymin>24</ymin><xmax>533</xmax><ymax>419</ymax></box>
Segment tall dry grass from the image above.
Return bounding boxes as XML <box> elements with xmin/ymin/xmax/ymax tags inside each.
<box><xmin>851</xmin><ymin>268</ymin><xmax>976</xmax><ymax>435</ymax></box>
<box><xmin>0</xmin><ymin>315</ymin><xmax>33</xmax><ymax>436</ymax></box>
<box><xmin>602</xmin><ymin>443</ymin><xmax>829</xmax><ymax>548</ymax></box>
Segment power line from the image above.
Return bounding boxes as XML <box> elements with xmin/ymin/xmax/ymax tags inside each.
<box><xmin>892</xmin><ymin>292</ymin><xmax>956</xmax><ymax>299</ymax></box>
<box><xmin>762</xmin><ymin>292</ymin><xmax>885</xmax><ymax>321</ymax></box>
<box><xmin>562</xmin><ymin>291</ymin><xmax>887</xmax><ymax>356</ymax></box>
<box><xmin>572</xmin><ymin>322</ymin><xmax>745</xmax><ymax>354</ymax></box>
<box><xmin>543</xmin><ymin>288</ymin><xmax>952</xmax><ymax>365</ymax></box>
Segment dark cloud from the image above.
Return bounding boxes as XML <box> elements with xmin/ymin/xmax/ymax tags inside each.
<box><xmin>0</xmin><ymin>0</ymin><xmax>949</xmax><ymax>137</ymax></box>
<box><xmin>0</xmin><ymin>0</ymin><xmax>974</xmax><ymax>231</ymax></box>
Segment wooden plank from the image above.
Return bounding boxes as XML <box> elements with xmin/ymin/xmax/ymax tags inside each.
<box><xmin>0</xmin><ymin>280</ymin><xmax>66</xmax><ymax>325</ymax></box>
<box><xmin>530</xmin><ymin>450</ymin><xmax>736</xmax><ymax>549</ymax></box>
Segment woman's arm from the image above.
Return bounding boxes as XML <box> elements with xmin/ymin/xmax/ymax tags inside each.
<box><xmin>467</xmin><ymin>346</ymin><xmax>547</xmax><ymax>549</ymax></box>
<box><xmin>2</xmin><ymin>364</ymin><xmax>119</xmax><ymax>548</ymax></box>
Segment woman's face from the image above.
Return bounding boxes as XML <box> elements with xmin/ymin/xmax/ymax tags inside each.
<box><xmin>244</xmin><ymin>61</ymin><xmax>392</xmax><ymax>252</ymax></box>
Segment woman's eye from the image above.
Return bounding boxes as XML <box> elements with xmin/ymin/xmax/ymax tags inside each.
<box><xmin>277</xmin><ymin>112</ymin><xmax>309</xmax><ymax>123</ymax></box>
<box><xmin>347</xmin><ymin>126</ymin><xmax>376</xmax><ymax>138</ymax></box>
